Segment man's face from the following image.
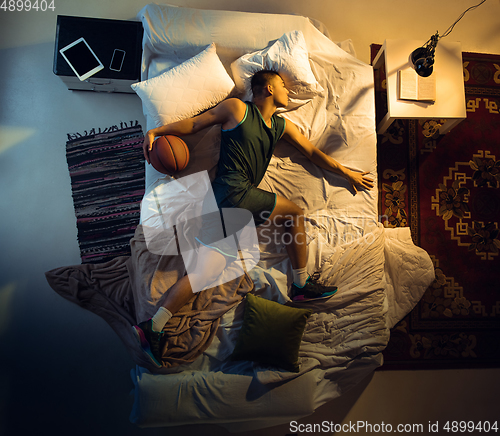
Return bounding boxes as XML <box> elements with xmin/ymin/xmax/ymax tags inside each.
<box><xmin>270</xmin><ymin>75</ymin><xmax>289</xmax><ymax>108</ymax></box>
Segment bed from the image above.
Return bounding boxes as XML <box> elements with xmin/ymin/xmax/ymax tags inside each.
<box><xmin>46</xmin><ymin>3</ymin><xmax>435</xmax><ymax>432</ymax></box>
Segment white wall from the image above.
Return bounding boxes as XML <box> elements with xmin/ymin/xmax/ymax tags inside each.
<box><xmin>2</xmin><ymin>0</ymin><xmax>499</xmax><ymax>61</ymax></box>
<box><xmin>1</xmin><ymin>1</ymin><xmax>499</xmax><ymax>435</ymax></box>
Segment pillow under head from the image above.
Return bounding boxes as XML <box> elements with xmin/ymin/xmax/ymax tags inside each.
<box><xmin>230</xmin><ymin>30</ymin><xmax>324</xmax><ymax>110</ymax></box>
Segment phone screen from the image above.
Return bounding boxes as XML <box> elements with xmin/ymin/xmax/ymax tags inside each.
<box><xmin>110</xmin><ymin>50</ymin><xmax>126</xmax><ymax>72</ymax></box>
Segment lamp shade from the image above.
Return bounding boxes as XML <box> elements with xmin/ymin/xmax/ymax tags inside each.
<box><xmin>410</xmin><ymin>46</ymin><xmax>435</xmax><ymax>77</ymax></box>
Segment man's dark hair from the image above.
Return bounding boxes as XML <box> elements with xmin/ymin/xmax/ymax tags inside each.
<box><xmin>250</xmin><ymin>69</ymin><xmax>282</xmax><ymax>97</ymax></box>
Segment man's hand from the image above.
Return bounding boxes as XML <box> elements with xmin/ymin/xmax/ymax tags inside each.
<box><xmin>143</xmin><ymin>131</ymin><xmax>156</xmax><ymax>164</ymax></box>
<box><xmin>141</xmin><ymin>98</ymin><xmax>245</xmax><ymax>165</ymax></box>
<box><xmin>282</xmin><ymin>120</ymin><xmax>375</xmax><ymax>195</ymax></box>
<box><xmin>345</xmin><ymin>170</ymin><xmax>374</xmax><ymax>195</ymax></box>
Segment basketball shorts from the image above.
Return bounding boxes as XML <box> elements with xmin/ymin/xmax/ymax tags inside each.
<box><xmin>194</xmin><ymin>185</ymin><xmax>277</xmax><ymax>259</ymax></box>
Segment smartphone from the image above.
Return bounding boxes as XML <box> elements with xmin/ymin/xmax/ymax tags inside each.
<box><xmin>60</xmin><ymin>37</ymin><xmax>104</xmax><ymax>81</ymax></box>
<box><xmin>110</xmin><ymin>49</ymin><xmax>126</xmax><ymax>72</ymax></box>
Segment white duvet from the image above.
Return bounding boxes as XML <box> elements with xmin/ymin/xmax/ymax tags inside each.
<box><xmin>130</xmin><ymin>3</ymin><xmax>434</xmax><ymax>431</ymax></box>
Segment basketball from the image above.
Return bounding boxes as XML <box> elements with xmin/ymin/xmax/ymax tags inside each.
<box><xmin>149</xmin><ymin>135</ymin><xmax>190</xmax><ymax>175</ymax></box>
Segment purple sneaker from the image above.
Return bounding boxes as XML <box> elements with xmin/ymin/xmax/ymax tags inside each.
<box><xmin>132</xmin><ymin>319</ymin><xmax>164</xmax><ymax>368</ymax></box>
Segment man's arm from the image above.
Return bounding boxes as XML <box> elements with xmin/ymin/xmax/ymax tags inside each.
<box><xmin>282</xmin><ymin>119</ymin><xmax>374</xmax><ymax>194</ymax></box>
<box><xmin>143</xmin><ymin>98</ymin><xmax>245</xmax><ymax>163</ymax></box>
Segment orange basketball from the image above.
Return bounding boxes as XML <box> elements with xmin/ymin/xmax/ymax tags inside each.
<box><xmin>150</xmin><ymin>135</ymin><xmax>190</xmax><ymax>175</ymax></box>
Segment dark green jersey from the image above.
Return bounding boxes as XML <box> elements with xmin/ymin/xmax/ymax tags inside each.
<box><xmin>212</xmin><ymin>101</ymin><xmax>286</xmax><ymax>211</ymax></box>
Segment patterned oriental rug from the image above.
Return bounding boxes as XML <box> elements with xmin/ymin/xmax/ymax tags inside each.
<box><xmin>65</xmin><ymin>122</ymin><xmax>145</xmax><ymax>264</ymax></box>
<box><xmin>371</xmin><ymin>45</ymin><xmax>500</xmax><ymax>369</ymax></box>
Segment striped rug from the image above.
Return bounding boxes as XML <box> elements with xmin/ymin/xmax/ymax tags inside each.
<box><xmin>66</xmin><ymin>122</ymin><xmax>145</xmax><ymax>264</ymax></box>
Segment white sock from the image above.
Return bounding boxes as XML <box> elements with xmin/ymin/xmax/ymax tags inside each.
<box><xmin>292</xmin><ymin>267</ymin><xmax>309</xmax><ymax>288</ymax></box>
<box><xmin>151</xmin><ymin>307</ymin><xmax>172</xmax><ymax>332</ymax></box>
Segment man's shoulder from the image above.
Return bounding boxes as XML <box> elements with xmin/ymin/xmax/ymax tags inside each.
<box><xmin>219</xmin><ymin>97</ymin><xmax>247</xmax><ymax>112</ymax></box>
<box><xmin>216</xmin><ymin>98</ymin><xmax>248</xmax><ymax>130</ymax></box>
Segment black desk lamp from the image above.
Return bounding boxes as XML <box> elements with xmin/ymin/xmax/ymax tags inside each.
<box><xmin>410</xmin><ymin>0</ymin><xmax>487</xmax><ymax>77</ymax></box>
<box><xmin>410</xmin><ymin>33</ymin><xmax>439</xmax><ymax>77</ymax></box>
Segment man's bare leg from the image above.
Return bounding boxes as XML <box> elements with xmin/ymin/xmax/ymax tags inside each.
<box><xmin>133</xmin><ymin>245</ymin><xmax>227</xmax><ymax>366</ymax></box>
<box><xmin>159</xmin><ymin>245</ymin><xmax>227</xmax><ymax>314</ymax></box>
<box><xmin>267</xmin><ymin>195</ymin><xmax>338</xmax><ymax>299</ymax></box>
<box><xmin>267</xmin><ymin>195</ymin><xmax>308</xmax><ymax>285</ymax></box>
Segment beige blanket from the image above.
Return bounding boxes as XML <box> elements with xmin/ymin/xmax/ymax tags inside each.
<box><xmin>45</xmin><ymin>225</ymin><xmax>254</xmax><ymax>373</ymax></box>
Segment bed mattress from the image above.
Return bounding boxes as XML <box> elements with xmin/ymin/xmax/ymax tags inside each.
<box><xmin>126</xmin><ymin>3</ymin><xmax>434</xmax><ymax>430</ymax></box>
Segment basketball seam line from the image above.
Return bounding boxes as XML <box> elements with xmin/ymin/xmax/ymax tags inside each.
<box><xmin>166</xmin><ymin>137</ymin><xmax>178</xmax><ymax>173</ymax></box>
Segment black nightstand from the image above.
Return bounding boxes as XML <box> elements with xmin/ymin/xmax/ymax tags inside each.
<box><xmin>53</xmin><ymin>15</ymin><xmax>143</xmax><ymax>93</ymax></box>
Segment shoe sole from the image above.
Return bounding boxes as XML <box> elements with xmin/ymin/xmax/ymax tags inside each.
<box><xmin>292</xmin><ymin>288</ymin><xmax>338</xmax><ymax>302</ymax></box>
<box><xmin>132</xmin><ymin>325</ymin><xmax>162</xmax><ymax>368</ymax></box>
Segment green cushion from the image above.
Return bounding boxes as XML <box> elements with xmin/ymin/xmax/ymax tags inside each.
<box><xmin>231</xmin><ymin>293</ymin><xmax>312</xmax><ymax>372</ymax></box>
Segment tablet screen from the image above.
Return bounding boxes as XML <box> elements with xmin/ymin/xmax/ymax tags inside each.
<box><xmin>60</xmin><ymin>38</ymin><xmax>103</xmax><ymax>80</ymax></box>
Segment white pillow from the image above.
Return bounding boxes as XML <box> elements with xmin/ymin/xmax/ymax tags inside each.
<box><xmin>131</xmin><ymin>43</ymin><xmax>235</xmax><ymax>127</ymax></box>
<box><xmin>230</xmin><ymin>30</ymin><xmax>324</xmax><ymax>109</ymax></box>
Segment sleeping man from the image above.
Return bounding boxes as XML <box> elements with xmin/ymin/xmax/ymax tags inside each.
<box><xmin>133</xmin><ymin>69</ymin><xmax>374</xmax><ymax>366</ymax></box>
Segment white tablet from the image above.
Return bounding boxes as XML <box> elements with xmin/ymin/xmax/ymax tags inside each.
<box><xmin>59</xmin><ymin>37</ymin><xmax>104</xmax><ymax>81</ymax></box>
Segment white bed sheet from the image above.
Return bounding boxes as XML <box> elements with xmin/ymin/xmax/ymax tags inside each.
<box><xmin>130</xmin><ymin>3</ymin><xmax>434</xmax><ymax>431</ymax></box>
